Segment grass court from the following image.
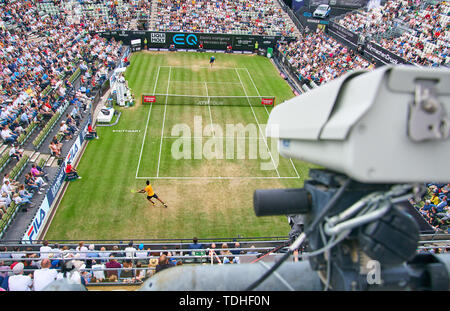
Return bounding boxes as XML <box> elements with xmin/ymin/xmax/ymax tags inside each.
<box><xmin>44</xmin><ymin>51</ymin><xmax>316</xmax><ymax>240</ymax></box>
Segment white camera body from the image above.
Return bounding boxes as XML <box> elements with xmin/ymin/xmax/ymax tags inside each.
<box><xmin>267</xmin><ymin>65</ymin><xmax>450</xmax><ymax>183</ymax></box>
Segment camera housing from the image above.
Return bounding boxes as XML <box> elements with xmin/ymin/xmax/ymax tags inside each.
<box><xmin>266</xmin><ymin>66</ymin><xmax>450</xmax><ymax>184</ymax></box>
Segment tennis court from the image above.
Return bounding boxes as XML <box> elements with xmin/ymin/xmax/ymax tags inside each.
<box><xmin>136</xmin><ymin>65</ymin><xmax>300</xmax><ymax>180</ymax></box>
<box><xmin>44</xmin><ymin>52</ymin><xmax>315</xmax><ymax>240</ymax></box>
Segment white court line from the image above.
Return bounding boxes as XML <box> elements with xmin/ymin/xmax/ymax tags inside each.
<box><xmin>158</xmin><ymin>66</ymin><xmax>249</xmax><ymax>70</ymax></box>
<box><xmin>244</xmin><ymin>68</ymin><xmax>300</xmax><ymax>179</ymax></box>
<box><xmin>163</xmin><ymin>136</ymin><xmax>265</xmax><ymax>139</ymax></box>
<box><xmin>136</xmin><ymin>66</ymin><xmax>160</xmax><ymax>178</ymax></box>
<box><xmin>235</xmin><ymin>68</ymin><xmax>280</xmax><ymax>178</ymax></box>
<box><xmin>145</xmin><ymin>94</ymin><xmax>273</xmax><ymax>98</ymax></box>
<box><xmin>170</xmin><ymin>81</ymin><xmax>242</xmax><ymax>85</ymax></box>
<box><xmin>156</xmin><ymin>66</ymin><xmax>171</xmax><ymax>177</ymax></box>
<box><xmin>205</xmin><ymin>82</ymin><xmax>215</xmax><ymax>137</ymax></box>
<box><xmin>136</xmin><ymin>176</ymin><xmax>299</xmax><ymax>180</ymax></box>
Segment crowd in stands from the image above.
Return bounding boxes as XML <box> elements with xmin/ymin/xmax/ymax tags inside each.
<box><xmin>0</xmin><ymin>238</ymin><xmax>265</xmax><ymax>290</ymax></box>
<box><xmin>0</xmin><ymin>0</ymin><xmax>124</xmax><ymax>232</ymax></box>
<box><xmin>68</xmin><ymin>0</ymin><xmax>152</xmax><ymax>32</ymax></box>
<box><xmin>277</xmin><ymin>28</ymin><xmax>376</xmax><ymax>86</ymax></box>
<box><xmin>412</xmin><ymin>183</ymin><xmax>450</xmax><ymax>233</ymax></box>
<box><xmin>333</xmin><ymin>0</ymin><xmax>449</xmax><ymax>66</ymax></box>
<box><xmin>153</xmin><ymin>0</ymin><xmax>295</xmax><ymax>36</ymax></box>
<box><xmin>0</xmin><ymin>0</ymin><xmax>122</xmax><ymax>142</ymax></box>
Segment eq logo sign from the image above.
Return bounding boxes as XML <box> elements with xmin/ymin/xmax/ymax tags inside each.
<box><xmin>173</xmin><ymin>34</ymin><xmax>198</xmax><ymax>46</ymax></box>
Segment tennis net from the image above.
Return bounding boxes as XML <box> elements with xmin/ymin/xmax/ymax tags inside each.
<box><xmin>141</xmin><ymin>94</ymin><xmax>276</xmax><ymax>107</ymax></box>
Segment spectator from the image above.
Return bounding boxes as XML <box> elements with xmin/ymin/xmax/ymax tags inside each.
<box><xmin>105</xmin><ymin>254</ymin><xmax>122</xmax><ymax>279</ymax></box>
<box><xmin>1</xmin><ymin>125</ymin><xmax>17</xmax><ymax>144</ymax></box>
<box><xmin>87</xmin><ymin>244</ymin><xmax>99</xmax><ymax>259</ymax></box>
<box><xmin>30</xmin><ymin>164</ymin><xmax>48</xmax><ymax>182</ymax></box>
<box><xmin>1</xmin><ymin>180</ymin><xmax>13</xmax><ymax>197</ymax></box>
<box><xmin>59</xmin><ymin>121</ymin><xmax>72</xmax><ymax>141</ymax></box>
<box><xmin>18</xmin><ymin>184</ymin><xmax>33</xmax><ymax>202</ymax></box>
<box><xmin>112</xmin><ymin>245</ymin><xmax>125</xmax><ymax>258</ymax></box>
<box><xmin>33</xmin><ymin>258</ymin><xmax>58</xmax><ymax>291</ymax></box>
<box><xmin>9</xmin><ymin>144</ymin><xmax>23</xmax><ymax>161</ymax></box>
<box><xmin>247</xmin><ymin>245</ymin><xmax>259</xmax><ymax>255</ymax></box>
<box><xmin>76</xmin><ymin>241</ymin><xmax>89</xmax><ymax>260</ymax></box>
<box><xmin>155</xmin><ymin>254</ymin><xmax>174</xmax><ymax>274</ymax></box>
<box><xmin>124</xmin><ymin>241</ymin><xmax>137</xmax><ymax>259</ymax></box>
<box><xmin>220</xmin><ymin>243</ymin><xmax>232</xmax><ymax>262</ymax></box>
<box><xmin>120</xmin><ymin>259</ymin><xmax>134</xmax><ymax>282</ymax></box>
<box><xmin>8</xmin><ymin>262</ymin><xmax>33</xmax><ymax>291</ymax></box>
<box><xmin>40</xmin><ymin>241</ymin><xmax>53</xmax><ymax>260</ymax></box>
<box><xmin>91</xmin><ymin>260</ymin><xmax>106</xmax><ymax>282</ymax></box>
<box><xmin>11</xmin><ymin>247</ymin><xmax>26</xmax><ymax>261</ymax></box>
<box><xmin>0</xmin><ymin>247</ymin><xmax>11</xmax><ymax>261</ymax></box>
<box><xmin>231</xmin><ymin>242</ymin><xmax>243</xmax><ymax>255</ymax></box>
<box><xmin>49</xmin><ymin>141</ymin><xmax>62</xmax><ymax>157</ymax></box>
<box><xmin>189</xmin><ymin>237</ymin><xmax>203</xmax><ymax>251</ymax></box>
<box><xmin>24</xmin><ymin>173</ymin><xmax>43</xmax><ymax>194</ymax></box>
<box><xmin>135</xmin><ymin>244</ymin><xmax>148</xmax><ymax>263</ymax></box>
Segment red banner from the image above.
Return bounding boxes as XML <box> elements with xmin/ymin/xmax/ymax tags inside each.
<box><xmin>261</xmin><ymin>98</ymin><xmax>274</xmax><ymax>106</ymax></box>
<box><xmin>142</xmin><ymin>95</ymin><xmax>156</xmax><ymax>103</ymax></box>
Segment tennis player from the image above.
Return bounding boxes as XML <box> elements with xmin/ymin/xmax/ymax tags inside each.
<box><xmin>138</xmin><ymin>180</ymin><xmax>168</xmax><ymax>208</ymax></box>
<box><xmin>209</xmin><ymin>55</ymin><xmax>215</xmax><ymax>68</ymax></box>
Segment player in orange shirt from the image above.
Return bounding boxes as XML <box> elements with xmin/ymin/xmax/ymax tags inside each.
<box><xmin>138</xmin><ymin>180</ymin><xmax>168</xmax><ymax>208</ymax></box>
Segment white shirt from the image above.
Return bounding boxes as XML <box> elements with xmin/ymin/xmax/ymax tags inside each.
<box><xmin>125</xmin><ymin>247</ymin><xmax>136</xmax><ymax>259</ymax></box>
<box><xmin>1</xmin><ymin>183</ymin><xmax>12</xmax><ymax>195</ymax></box>
<box><xmin>91</xmin><ymin>264</ymin><xmax>106</xmax><ymax>280</ymax></box>
<box><xmin>76</xmin><ymin>246</ymin><xmax>89</xmax><ymax>259</ymax></box>
<box><xmin>8</xmin><ymin>274</ymin><xmax>33</xmax><ymax>291</ymax></box>
<box><xmin>40</xmin><ymin>246</ymin><xmax>52</xmax><ymax>259</ymax></box>
<box><xmin>135</xmin><ymin>250</ymin><xmax>148</xmax><ymax>259</ymax></box>
<box><xmin>33</xmin><ymin>268</ymin><xmax>58</xmax><ymax>291</ymax></box>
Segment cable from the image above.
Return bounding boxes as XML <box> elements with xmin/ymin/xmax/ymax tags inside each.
<box><xmin>245</xmin><ymin>178</ymin><xmax>351</xmax><ymax>291</ymax></box>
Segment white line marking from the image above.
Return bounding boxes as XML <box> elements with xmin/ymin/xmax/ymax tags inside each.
<box><xmin>158</xmin><ymin>66</ymin><xmax>249</xmax><ymax>70</ymax></box>
<box><xmin>136</xmin><ymin>176</ymin><xmax>299</xmax><ymax>180</ymax></box>
<box><xmin>244</xmin><ymin>68</ymin><xmax>300</xmax><ymax>179</ymax></box>
<box><xmin>205</xmin><ymin>82</ymin><xmax>215</xmax><ymax>137</ymax></box>
<box><xmin>235</xmin><ymin>68</ymin><xmax>280</xmax><ymax>177</ymax></box>
<box><xmin>141</xmin><ymin>93</ymin><xmax>274</xmax><ymax>98</ymax></box>
<box><xmin>170</xmin><ymin>81</ymin><xmax>242</xmax><ymax>84</ymax></box>
<box><xmin>136</xmin><ymin>66</ymin><xmax>160</xmax><ymax>178</ymax></box>
<box><xmin>162</xmin><ymin>136</ymin><xmax>265</xmax><ymax>139</ymax></box>
<box><xmin>156</xmin><ymin>66</ymin><xmax>171</xmax><ymax>177</ymax></box>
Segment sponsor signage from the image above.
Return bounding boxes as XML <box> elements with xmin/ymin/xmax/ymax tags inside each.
<box><xmin>261</xmin><ymin>98</ymin><xmax>275</xmax><ymax>106</ymax></box>
<box><xmin>22</xmin><ymin>121</ymin><xmax>90</xmax><ymax>243</ymax></box>
<box><xmin>95</xmin><ymin>31</ymin><xmax>285</xmax><ymax>52</ymax></box>
<box><xmin>328</xmin><ymin>21</ymin><xmax>359</xmax><ymax>45</ymax></box>
<box><xmin>142</xmin><ymin>95</ymin><xmax>156</xmax><ymax>103</ymax></box>
<box><xmin>151</xmin><ymin>32</ymin><xmax>166</xmax><ymax>44</ymax></box>
<box><xmin>364</xmin><ymin>41</ymin><xmax>412</xmax><ymax>65</ymax></box>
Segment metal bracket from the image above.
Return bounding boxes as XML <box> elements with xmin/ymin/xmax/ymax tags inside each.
<box><xmin>408</xmin><ymin>80</ymin><xmax>450</xmax><ymax>142</ymax></box>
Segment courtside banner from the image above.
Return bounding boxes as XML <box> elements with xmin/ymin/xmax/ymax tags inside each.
<box><xmin>142</xmin><ymin>95</ymin><xmax>156</xmax><ymax>103</ymax></box>
<box><xmin>327</xmin><ymin>21</ymin><xmax>359</xmax><ymax>46</ymax></box>
<box><xmin>22</xmin><ymin>121</ymin><xmax>90</xmax><ymax>243</ymax></box>
<box><xmin>94</xmin><ymin>31</ymin><xmax>290</xmax><ymax>52</ymax></box>
<box><xmin>261</xmin><ymin>98</ymin><xmax>275</xmax><ymax>106</ymax></box>
<box><xmin>364</xmin><ymin>41</ymin><xmax>413</xmax><ymax>65</ymax></box>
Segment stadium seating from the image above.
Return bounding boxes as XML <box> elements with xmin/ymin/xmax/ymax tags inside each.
<box><xmin>331</xmin><ymin>0</ymin><xmax>449</xmax><ymax>66</ymax></box>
